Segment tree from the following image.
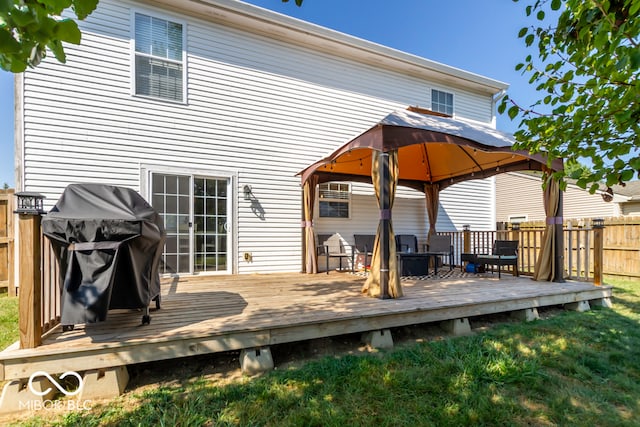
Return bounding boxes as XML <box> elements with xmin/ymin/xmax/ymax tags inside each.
<box><xmin>499</xmin><ymin>0</ymin><xmax>640</xmax><ymax>192</ymax></box>
<box><xmin>0</xmin><ymin>0</ymin><xmax>98</xmax><ymax>72</ymax></box>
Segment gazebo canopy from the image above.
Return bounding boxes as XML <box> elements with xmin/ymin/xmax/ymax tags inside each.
<box><xmin>299</xmin><ymin>109</ymin><xmax>562</xmax><ymax>190</ymax></box>
<box><xmin>297</xmin><ymin>108</ymin><xmax>564</xmax><ymax>297</ymax></box>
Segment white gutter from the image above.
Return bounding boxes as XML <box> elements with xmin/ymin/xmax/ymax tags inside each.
<box><xmin>146</xmin><ymin>0</ymin><xmax>509</xmax><ymax>95</ymax></box>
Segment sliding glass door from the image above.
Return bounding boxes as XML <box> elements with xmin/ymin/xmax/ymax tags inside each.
<box><xmin>151</xmin><ymin>173</ymin><xmax>231</xmax><ymax>275</ymax></box>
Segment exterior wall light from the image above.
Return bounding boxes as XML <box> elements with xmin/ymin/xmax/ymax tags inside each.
<box><xmin>14</xmin><ymin>192</ymin><xmax>45</xmax><ymax>215</ymax></box>
<box><xmin>243</xmin><ymin>185</ymin><xmax>253</xmax><ymax>201</ymax></box>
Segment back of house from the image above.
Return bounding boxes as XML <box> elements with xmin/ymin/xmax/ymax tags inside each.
<box><xmin>14</xmin><ymin>0</ymin><xmax>508</xmax><ymax>276</ymax></box>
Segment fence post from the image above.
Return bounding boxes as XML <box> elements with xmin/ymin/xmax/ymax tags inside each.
<box><xmin>15</xmin><ymin>192</ymin><xmax>45</xmax><ymax>349</ymax></box>
<box><xmin>592</xmin><ymin>218</ymin><xmax>605</xmax><ymax>286</ymax></box>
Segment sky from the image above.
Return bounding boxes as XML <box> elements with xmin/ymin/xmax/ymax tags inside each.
<box><xmin>0</xmin><ymin>0</ymin><xmax>545</xmax><ymax>188</ymax></box>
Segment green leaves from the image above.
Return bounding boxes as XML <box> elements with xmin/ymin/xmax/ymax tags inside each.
<box><xmin>0</xmin><ymin>0</ymin><xmax>98</xmax><ymax>72</ymax></box>
<box><xmin>72</xmin><ymin>0</ymin><xmax>98</xmax><ymax>20</ymax></box>
<box><xmin>506</xmin><ymin>0</ymin><xmax>640</xmax><ymax>188</ymax></box>
<box><xmin>508</xmin><ymin>105</ymin><xmax>520</xmax><ymax>120</ymax></box>
<box><xmin>55</xmin><ymin>18</ymin><xmax>81</xmax><ymax>44</ymax></box>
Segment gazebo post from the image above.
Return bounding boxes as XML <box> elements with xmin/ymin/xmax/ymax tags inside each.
<box><xmin>553</xmin><ymin>189</ymin><xmax>565</xmax><ymax>283</ymax></box>
<box><xmin>379</xmin><ymin>151</ymin><xmax>390</xmax><ymax>299</ymax></box>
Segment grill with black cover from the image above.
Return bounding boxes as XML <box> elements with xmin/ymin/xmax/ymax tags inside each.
<box><xmin>42</xmin><ymin>183</ymin><xmax>166</xmax><ymax>328</ymax></box>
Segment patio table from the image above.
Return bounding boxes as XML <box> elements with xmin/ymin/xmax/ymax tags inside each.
<box><xmin>397</xmin><ymin>252</ymin><xmax>432</xmax><ymax>276</ymax></box>
<box><xmin>397</xmin><ymin>251</ymin><xmax>451</xmax><ymax>276</ymax></box>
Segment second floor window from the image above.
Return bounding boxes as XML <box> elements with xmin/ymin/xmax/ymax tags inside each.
<box><xmin>431</xmin><ymin>89</ymin><xmax>454</xmax><ymax>116</ymax></box>
<box><xmin>134</xmin><ymin>13</ymin><xmax>184</xmax><ymax>102</ymax></box>
<box><xmin>319</xmin><ymin>183</ymin><xmax>350</xmax><ymax>218</ymax></box>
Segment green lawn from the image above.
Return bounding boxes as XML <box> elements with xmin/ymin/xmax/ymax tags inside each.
<box><xmin>0</xmin><ymin>292</ymin><xmax>18</xmax><ymax>350</ymax></box>
<box><xmin>6</xmin><ymin>277</ymin><xmax>640</xmax><ymax>426</ymax></box>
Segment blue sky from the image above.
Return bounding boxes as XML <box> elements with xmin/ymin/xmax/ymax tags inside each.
<box><xmin>0</xmin><ymin>0</ymin><xmax>543</xmax><ymax>188</ymax></box>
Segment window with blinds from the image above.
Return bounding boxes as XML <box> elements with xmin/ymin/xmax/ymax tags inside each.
<box><xmin>134</xmin><ymin>13</ymin><xmax>184</xmax><ymax>102</ymax></box>
<box><xmin>319</xmin><ymin>182</ymin><xmax>350</xmax><ymax>218</ymax></box>
<box><xmin>431</xmin><ymin>89</ymin><xmax>454</xmax><ymax>116</ymax></box>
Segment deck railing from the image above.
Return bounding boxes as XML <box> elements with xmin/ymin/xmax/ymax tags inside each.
<box><xmin>41</xmin><ymin>232</ymin><xmax>61</xmax><ymax>335</ymax></box>
<box><xmin>16</xmin><ymin>217</ymin><xmax>605</xmax><ymax>349</ymax></box>
<box><xmin>439</xmin><ymin>225</ymin><xmax>602</xmax><ymax>281</ymax></box>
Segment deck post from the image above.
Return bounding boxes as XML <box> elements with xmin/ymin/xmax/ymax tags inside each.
<box><xmin>592</xmin><ymin>218</ymin><xmax>605</xmax><ymax>286</ymax></box>
<box><xmin>15</xmin><ymin>192</ymin><xmax>45</xmax><ymax>349</ymax></box>
<box><xmin>463</xmin><ymin>225</ymin><xmax>470</xmax><ymax>254</ymax></box>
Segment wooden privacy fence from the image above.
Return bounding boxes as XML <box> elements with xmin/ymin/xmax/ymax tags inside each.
<box><xmin>596</xmin><ymin>217</ymin><xmax>640</xmax><ymax>280</ymax></box>
<box><xmin>0</xmin><ymin>189</ymin><xmax>15</xmax><ymax>295</ymax></box>
<box><xmin>502</xmin><ymin>218</ymin><xmax>639</xmax><ymax>280</ymax></box>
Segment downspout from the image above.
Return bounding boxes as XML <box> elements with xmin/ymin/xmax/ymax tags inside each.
<box><xmin>491</xmin><ymin>89</ymin><xmax>508</xmax><ymax>128</ymax></box>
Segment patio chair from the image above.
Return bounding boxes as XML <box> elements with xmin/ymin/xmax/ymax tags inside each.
<box><xmin>317</xmin><ymin>234</ymin><xmax>353</xmax><ymax>274</ymax></box>
<box><xmin>395</xmin><ymin>234</ymin><xmax>419</xmax><ymax>253</ymax></box>
<box><xmin>476</xmin><ymin>240</ymin><xmax>519</xmax><ymax>278</ymax></box>
<box><xmin>426</xmin><ymin>234</ymin><xmax>454</xmax><ymax>271</ymax></box>
<box><xmin>353</xmin><ymin>234</ymin><xmax>376</xmax><ymax>271</ymax></box>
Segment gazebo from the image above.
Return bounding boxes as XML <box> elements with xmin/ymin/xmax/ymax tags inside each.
<box><xmin>298</xmin><ymin>108</ymin><xmax>564</xmax><ymax>299</ymax></box>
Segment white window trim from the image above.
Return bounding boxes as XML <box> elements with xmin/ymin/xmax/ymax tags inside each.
<box><xmin>430</xmin><ymin>88</ymin><xmax>455</xmax><ymax>117</ymax></box>
<box><xmin>130</xmin><ymin>8</ymin><xmax>188</xmax><ymax>104</ymax></box>
<box><xmin>140</xmin><ymin>164</ymin><xmax>238</xmax><ymax>275</ymax></box>
<box><xmin>317</xmin><ymin>182</ymin><xmax>352</xmax><ymax>220</ymax></box>
<box><xmin>508</xmin><ymin>214</ymin><xmax>528</xmax><ymax>224</ymax></box>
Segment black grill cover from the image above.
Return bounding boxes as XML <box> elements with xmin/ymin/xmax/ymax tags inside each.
<box><xmin>42</xmin><ymin>184</ymin><xmax>165</xmax><ymax>325</ymax></box>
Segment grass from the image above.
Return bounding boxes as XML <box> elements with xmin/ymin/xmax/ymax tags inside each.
<box><xmin>5</xmin><ymin>277</ymin><xmax>640</xmax><ymax>426</ymax></box>
<box><xmin>0</xmin><ymin>291</ymin><xmax>19</xmax><ymax>350</ymax></box>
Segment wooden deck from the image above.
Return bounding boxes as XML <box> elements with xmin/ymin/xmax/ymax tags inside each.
<box><xmin>0</xmin><ymin>272</ymin><xmax>613</xmax><ymax>381</ymax></box>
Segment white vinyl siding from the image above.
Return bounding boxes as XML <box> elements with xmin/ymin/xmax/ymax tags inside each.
<box><xmin>20</xmin><ymin>0</ymin><xmax>499</xmax><ymax>274</ymax></box>
<box><xmin>496</xmin><ymin>173</ymin><xmax>618</xmax><ymax>222</ymax></box>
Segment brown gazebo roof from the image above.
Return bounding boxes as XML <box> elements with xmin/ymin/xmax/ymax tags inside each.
<box><xmin>299</xmin><ymin>109</ymin><xmax>562</xmax><ymax>190</ymax></box>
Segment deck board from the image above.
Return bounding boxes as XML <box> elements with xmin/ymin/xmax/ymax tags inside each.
<box><xmin>0</xmin><ymin>272</ymin><xmax>612</xmax><ymax>381</ymax></box>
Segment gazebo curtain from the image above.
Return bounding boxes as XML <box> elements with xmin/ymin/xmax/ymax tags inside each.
<box><xmin>424</xmin><ymin>183</ymin><xmax>440</xmax><ymax>239</ymax></box>
<box><xmin>302</xmin><ymin>175</ymin><xmax>319</xmax><ymax>274</ymax></box>
<box><xmin>533</xmin><ymin>173</ymin><xmax>560</xmax><ymax>281</ymax></box>
<box><xmin>362</xmin><ymin>150</ymin><xmax>403</xmax><ymax>298</ymax></box>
